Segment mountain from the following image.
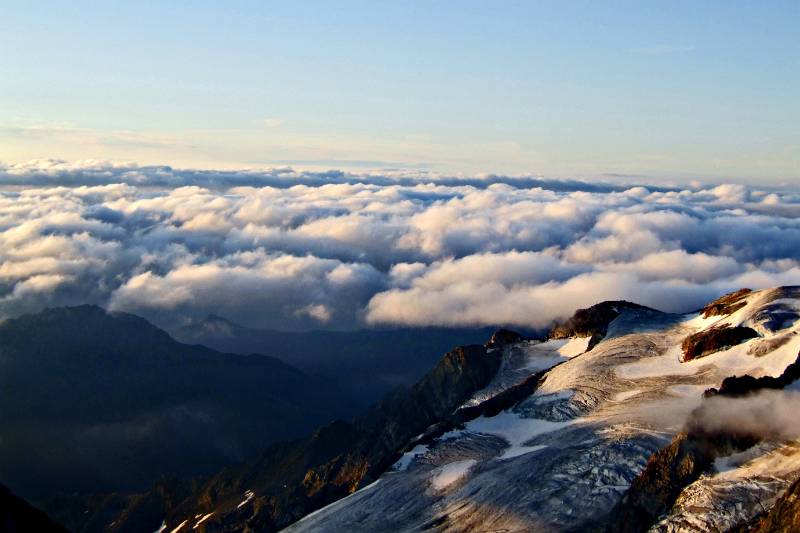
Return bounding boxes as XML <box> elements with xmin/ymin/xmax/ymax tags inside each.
<box><xmin>75</xmin><ymin>286</ymin><xmax>800</xmax><ymax>533</ymax></box>
<box><xmin>0</xmin><ymin>305</ymin><xmax>358</xmax><ymax>501</ymax></box>
<box><xmin>45</xmin><ymin>343</ymin><xmax>503</xmax><ymax>532</ymax></box>
<box><xmin>0</xmin><ymin>483</ymin><xmax>67</xmax><ymax>533</ymax></box>
<box><xmin>173</xmin><ymin>316</ymin><xmax>498</xmax><ymax>404</ymax></box>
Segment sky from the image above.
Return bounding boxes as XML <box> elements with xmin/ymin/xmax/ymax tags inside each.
<box><xmin>1</xmin><ymin>1</ymin><xmax>798</xmax><ymax>183</ymax></box>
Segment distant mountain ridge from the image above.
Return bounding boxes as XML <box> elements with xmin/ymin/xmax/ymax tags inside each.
<box><xmin>0</xmin><ymin>305</ymin><xmax>357</xmax><ymax>500</ymax></box>
<box><xmin>45</xmin><ymin>343</ymin><xmax>504</xmax><ymax>532</ymax></box>
<box><xmin>174</xmin><ymin>314</ymin><xmax>499</xmax><ymax>403</ymax></box>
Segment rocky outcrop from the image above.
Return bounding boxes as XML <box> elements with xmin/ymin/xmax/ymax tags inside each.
<box><xmin>35</xmin><ymin>289</ymin><xmax>800</xmax><ymax>533</ymax></box>
<box><xmin>705</xmin><ymin>351</ymin><xmax>800</xmax><ymax>398</ymax></box>
<box><xmin>680</xmin><ymin>325</ymin><xmax>759</xmax><ymax>361</ymax></box>
<box><xmin>608</xmin><ymin>348</ymin><xmax>800</xmax><ymax>532</ymax></box>
<box><xmin>605</xmin><ymin>428</ymin><xmax>759</xmax><ymax>533</ymax></box>
<box><xmin>701</xmin><ymin>288</ymin><xmax>752</xmax><ymax>318</ymax></box>
<box><xmin>485</xmin><ymin>328</ymin><xmax>526</xmax><ymax>349</ymax></box>
<box><xmin>549</xmin><ymin>301</ymin><xmax>652</xmax><ymax>349</ymax></box>
<box><xmin>44</xmin><ymin>478</ymin><xmax>200</xmax><ymax>533</ymax></box>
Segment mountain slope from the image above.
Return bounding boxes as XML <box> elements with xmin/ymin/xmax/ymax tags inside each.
<box><xmin>56</xmin><ymin>344</ymin><xmax>503</xmax><ymax>532</ymax></box>
<box><xmin>0</xmin><ymin>305</ymin><xmax>357</xmax><ymax>500</ymax></box>
<box><xmin>44</xmin><ymin>288</ymin><xmax>800</xmax><ymax>532</ymax></box>
<box><xmin>173</xmin><ymin>316</ymin><xmax>497</xmax><ymax>404</ymax></box>
<box><xmin>0</xmin><ymin>483</ymin><xmax>67</xmax><ymax>533</ymax></box>
<box><xmin>285</xmin><ymin>287</ymin><xmax>800</xmax><ymax>532</ymax></box>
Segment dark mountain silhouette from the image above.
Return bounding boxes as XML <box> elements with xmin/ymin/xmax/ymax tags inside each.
<box><xmin>0</xmin><ymin>305</ymin><xmax>357</xmax><ymax>500</ymax></box>
<box><xmin>174</xmin><ymin>314</ymin><xmax>499</xmax><ymax>403</ymax></box>
<box><xmin>0</xmin><ymin>483</ymin><xmax>67</xmax><ymax>533</ymax></box>
<box><xmin>47</xmin><ymin>342</ymin><xmax>504</xmax><ymax>532</ymax></box>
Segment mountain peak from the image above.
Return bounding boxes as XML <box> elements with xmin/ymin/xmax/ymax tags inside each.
<box><xmin>1</xmin><ymin>304</ymin><xmax>174</xmax><ymax>348</ymax></box>
<box><xmin>485</xmin><ymin>328</ymin><xmax>526</xmax><ymax>350</ymax></box>
<box><xmin>549</xmin><ymin>300</ymin><xmax>656</xmax><ymax>348</ymax></box>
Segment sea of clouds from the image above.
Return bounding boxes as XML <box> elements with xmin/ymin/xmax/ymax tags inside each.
<box><xmin>2</xmin><ymin>160</ymin><xmax>799</xmax><ymax>332</ymax></box>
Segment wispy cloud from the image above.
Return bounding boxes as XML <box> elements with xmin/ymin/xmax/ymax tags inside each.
<box><xmin>259</xmin><ymin>158</ymin><xmax>432</xmax><ymax>170</ymax></box>
<box><xmin>0</xmin><ymin>120</ymin><xmax>193</xmax><ymax>149</ymax></box>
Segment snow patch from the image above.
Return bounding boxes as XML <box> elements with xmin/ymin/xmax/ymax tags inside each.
<box><xmin>430</xmin><ymin>459</ymin><xmax>478</xmax><ymax>490</ymax></box>
<box><xmin>393</xmin><ymin>444</ymin><xmax>429</xmax><ymax>471</ymax></box>
<box><xmin>169</xmin><ymin>520</ymin><xmax>189</xmax><ymax>533</ymax></box>
<box><xmin>557</xmin><ymin>336</ymin><xmax>591</xmax><ymax>358</ymax></box>
<box><xmin>236</xmin><ymin>490</ymin><xmax>254</xmax><ymax>509</ymax></box>
<box><xmin>614</xmin><ymin>390</ymin><xmax>642</xmax><ymax>402</ymax></box>
<box><xmin>466</xmin><ymin>411</ymin><xmax>574</xmax><ymax>459</ymax></box>
<box><xmin>291</xmin><ymin>479</ymin><xmax>382</xmax><ymax>525</ymax></box>
<box><xmin>615</xmin><ymin>345</ymin><xmax>696</xmax><ymax>380</ymax></box>
<box><xmin>193</xmin><ymin>513</ymin><xmax>213</xmax><ymax>529</ymax></box>
<box><xmin>519</xmin><ymin>336</ymin><xmax>587</xmax><ymax>373</ymax></box>
<box><xmin>682</xmin><ymin>312</ymin><xmax>722</xmax><ymax>331</ymax></box>
<box><xmin>667</xmin><ymin>384</ymin><xmax>708</xmax><ymax>398</ymax></box>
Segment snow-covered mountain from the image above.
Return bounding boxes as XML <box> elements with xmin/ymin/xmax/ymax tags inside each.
<box><xmin>64</xmin><ymin>287</ymin><xmax>800</xmax><ymax>532</ymax></box>
<box><xmin>286</xmin><ymin>287</ymin><xmax>800</xmax><ymax>533</ymax></box>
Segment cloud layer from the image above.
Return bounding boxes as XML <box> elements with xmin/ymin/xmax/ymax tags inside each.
<box><xmin>1</xmin><ymin>160</ymin><xmax>799</xmax><ymax>332</ymax></box>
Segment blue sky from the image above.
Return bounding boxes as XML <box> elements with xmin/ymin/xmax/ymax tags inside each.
<box><xmin>1</xmin><ymin>1</ymin><xmax>798</xmax><ymax>182</ymax></box>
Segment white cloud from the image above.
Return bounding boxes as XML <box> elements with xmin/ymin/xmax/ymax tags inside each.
<box><xmin>0</xmin><ymin>160</ymin><xmax>798</xmax><ymax>330</ymax></box>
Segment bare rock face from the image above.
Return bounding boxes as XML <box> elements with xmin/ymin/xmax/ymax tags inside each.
<box><xmin>485</xmin><ymin>328</ymin><xmax>526</xmax><ymax>350</ymax></box>
<box><xmin>705</xmin><ymin>351</ymin><xmax>800</xmax><ymax>398</ymax></box>
<box><xmin>680</xmin><ymin>325</ymin><xmax>759</xmax><ymax>361</ymax></box>
<box><xmin>549</xmin><ymin>301</ymin><xmax>652</xmax><ymax>349</ymax></box>
<box><xmin>605</xmin><ymin>430</ymin><xmax>759</xmax><ymax>533</ymax></box>
<box><xmin>701</xmin><ymin>288</ymin><xmax>753</xmax><ymax>318</ymax></box>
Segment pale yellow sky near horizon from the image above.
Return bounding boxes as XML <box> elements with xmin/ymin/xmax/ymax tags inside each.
<box><xmin>2</xmin><ymin>119</ymin><xmax>797</xmax><ymax>187</ymax></box>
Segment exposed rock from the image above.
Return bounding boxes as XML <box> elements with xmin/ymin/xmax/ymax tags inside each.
<box><xmin>704</xmin><ymin>350</ymin><xmax>800</xmax><ymax>398</ymax></box>
<box><xmin>701</xmin><ymin>288</ymin><xmax>752</xmax><ymax>318</ymax></box>
<box><xmin>175</xmin><ymin>315</ymin><xmax>496</xmax><ymax>406</ymax></box>
<box><xmin>549</xmin><ymin>301</ymin><xmax>653</xmax><ymax>349</ymax></box>
<box><xmin>42</xmin><ymin>288</ymin><xmax>800</xmax><ymax>533</ymax></box>
<box><xmin>609</xmin><ymin>348</ymin><xmax>800</xmax><ymax>532</ymax></box>
<box><xmin>43</xmin><ymin>478</ymin><xmax>199</xmax><ymax>533</ymax></box>
<box><xmin>485</xmin><ymin>328</ymin><xmax>526</xmax><ymax>350</ymax></box>
<box><xmin>605</xmin><ymin>430</ymin><xmax>758</xmax><ymax>533</ymax></box>
<box><xmin>680</xmin><ymin>325</ymin><xmax>759</xmax><ymax>362</ymax></box>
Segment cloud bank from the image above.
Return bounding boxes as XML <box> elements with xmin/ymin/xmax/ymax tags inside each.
<box><xmin>1</xmin><ymin>160</ymin><xmax>799</xmax><ymax>332</ymax></box>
